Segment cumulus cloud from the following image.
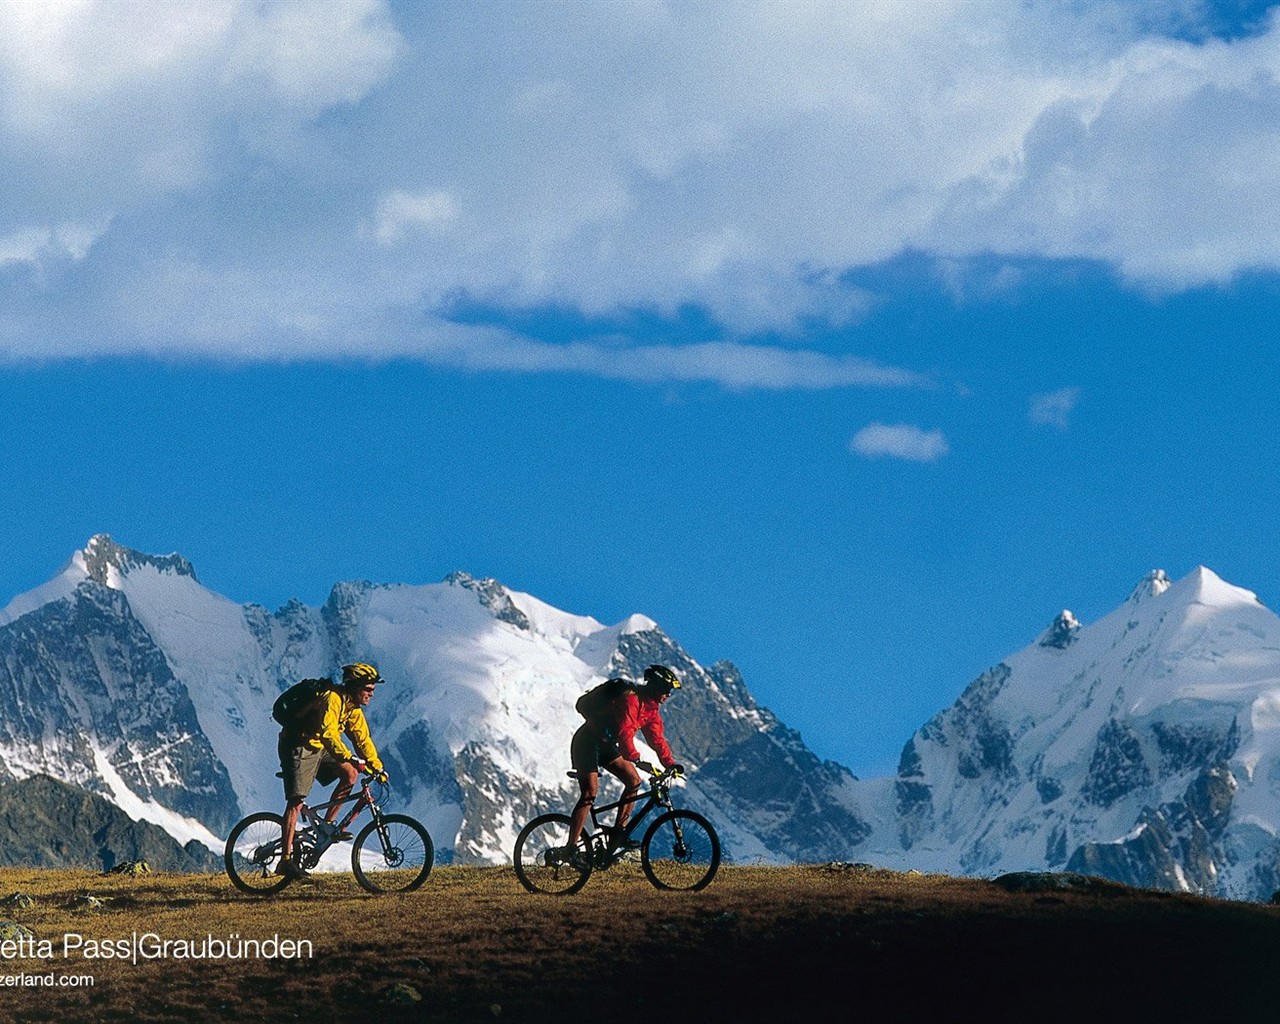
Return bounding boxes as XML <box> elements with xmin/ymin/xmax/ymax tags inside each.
<box><xmin>1029</xmin><ymin>387</ymin><xmax>1082</xmax><ymax>430</ymax></box>
<box><xmin>0</xmin><ymin>0</ymin><xmax>401</xmax><ymax>202</ymax></box>
<box><xmin>850</xmin><ymin>423</ymin><xmax>951</xmax><ymax>463</ymax></box>
<box><xmin>1</xmin><ymin>1</ymin><xmax>1280</xmax><ymax>380</ymax></box>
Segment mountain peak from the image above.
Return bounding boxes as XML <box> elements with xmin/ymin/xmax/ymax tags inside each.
<box><xmin>78</xmin><ymin>535</ymin><xmax>197</xmax><ymax>586</ymax></box>
<box><xmin>444</xmin><ymin>570</ymin><xmax>531</xmax><ymax>630</ymax></box>
<box><xmin>1037</xmin><ymin>609</ymin><xmax>1081</xmax><ymax>649</ymax></box>
<box><xmin>1127</xmin><ymin>569</ymin><xmax>1171</xmax><ymax>603</ymax></box>
<box><xmin>1173</xmin><ymin>564</ymin><xmax>1260</xmax><ymax>608</ymax></box>
<box><xmin>1121</xmin><ymin>565</ymin><xmax>1257</xmax><ymax>610</ymax></box>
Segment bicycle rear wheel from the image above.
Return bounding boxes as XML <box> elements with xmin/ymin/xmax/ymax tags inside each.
<box><xmin>513</xmin><ymin>813</ymin><xmax>592</xmax><ymax>895</ymax></box>
<box><xmin>641</xmin><ymin>810</ymin><xmax>720</xmax><ymax>891</ymax></box>
<box><xmin>351</xmin><ymin>813</ymin><xmax>434</xmax><ymax>893</ymax></box>
<box><xmin>225</xmin><ymin>812</ymin><xmax>291</xmax><ymax>896</ymax></box>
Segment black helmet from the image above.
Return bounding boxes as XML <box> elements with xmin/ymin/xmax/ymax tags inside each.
<box><xmin>642</xmin><ymin>664</ymin><xmax>681</xmax><ymax>695</ymax></box>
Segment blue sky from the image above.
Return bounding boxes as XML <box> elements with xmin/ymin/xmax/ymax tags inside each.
<box><xmin>3</xmin><ymin>0</ymin><xmax>1280</xmax><ymax>776</ymax></box>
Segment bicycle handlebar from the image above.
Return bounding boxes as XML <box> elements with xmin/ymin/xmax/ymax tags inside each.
<box><xmin>346</xmin><ymin>761</ymin><xmax>390</xmax><ymax>806</ymax></box>
<box><xmin>564</xmin><ymin>764</ymin><xmax>685</xmax><ymax>784</ymax></box>
<box><xmin>641</xmin><ymin>764</ymin><xmax>684</xmax><ymax>785</ymax></box>
<box><xmin>349</xmin><ymin>759</ymin><xmax>389</xmax><ymax>784</ymax></box>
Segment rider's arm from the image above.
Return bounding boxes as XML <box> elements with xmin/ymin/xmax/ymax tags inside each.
<box><xmin>317</xmin><ymin>692</ymin><xmax>357</xmax><ymax>763</ymax></box>
<box><xmin>614</xmin><ymin>692</ymin><xmax>644</xmax><ymax>762</ymax></box>
<box><xmin>342</xmin><ymin>707</ymin><xmax>384</xmax><ymax>773</ymax></box>
<box><xmin>618</xmin><ymin>694</ymin><xmax>676</xmax><ymax>770</ymax></box>
<box><xmin>639</xmin><ymin>706</ymin><xmax>676</xmax><ymax>770</ymax></box>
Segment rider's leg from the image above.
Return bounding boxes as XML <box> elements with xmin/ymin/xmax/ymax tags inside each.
<box><xmin>279</xmin><ymin>739</ymin><xmax>320</xmax><ymax>861</ymax></box>
<box><xmin>281</xmin><ymin>796</ymin><xmax>304</xmax><ymax>859</ymax></box>
<box><xmin>325</xmin><ymin>760</ymin><xmax>360</xmax><ymax>823</ymax></box>
<box><xmin>603</xmin><ymin>757</ymin><xmax>642</xmax><ymax>834</ymax></box>
<box><xmin>568</xmin><ymin>772</ymin><xmax>598</xmax><ymax>847</ymax></box>
<box><xmin>567</xmin><ymin>725</ymin><xmax>603</xmax><ymax>848</ymax></box>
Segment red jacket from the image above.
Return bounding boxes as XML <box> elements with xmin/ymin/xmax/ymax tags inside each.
<box><xmin>613</xmin><ymin>691</ymin><xmax>675</xmax><ymax>768</ymax></box>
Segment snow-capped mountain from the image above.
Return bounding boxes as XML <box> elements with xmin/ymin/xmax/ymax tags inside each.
<box><xmin>0</xmin><ymin>536</ymin><xmax>870</xmax><ymax>865</ymax></box>
<box><xmin>7</xmin><ymin>537</ymin><xmax>1280</xmax><ymax>899</ymax></box>
<box><xmin>857</xmin><ymin>566</ymin><xmax>1280</xmax><ymax>900</ymax></box>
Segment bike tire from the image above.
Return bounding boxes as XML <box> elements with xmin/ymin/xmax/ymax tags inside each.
<box><xmin>513</xmin><ymin>813</ymin><xmax>592</xmax><ymax>895</ymax></box>
<box><xmin>225</xmin><ymin>811</ymin><xmax>292</xmax><ymax>896</ymax></box>
<box><xmin>351</xmin><ymin>813</ymin><xmax>434</xmax><ymax>893</ymax></box>
<box><xmin>641</xmin><ymin>809</ymin><xmax>720</xmax><ymax>891</ymax></box>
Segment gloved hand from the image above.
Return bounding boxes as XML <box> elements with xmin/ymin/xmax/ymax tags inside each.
<box><xmin>633</xmin><ymin>759</ymin><xmax>656</xmax><ymax>776</ymax></box>
<box><xmin>670</xmin><ymin>763</ymin><xmax>686</xmax><ymax>777</ymax></box>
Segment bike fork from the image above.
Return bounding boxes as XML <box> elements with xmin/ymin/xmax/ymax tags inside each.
<box><xmin>671</xmin><ymin>820</ymin><xmax>688</xmax><ymax>858</ymax></box>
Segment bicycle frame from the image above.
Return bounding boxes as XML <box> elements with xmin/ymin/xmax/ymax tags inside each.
<box><xmin>227</xmin><ymin>772</ymin><xmax>434</xmax><ymax>896</ymax></box>
<box><xmin>513</xmin><ymin>765</ymin><xmax>718</xmax><ymax>894</ymax></box>
<box><xmin>295</xmin><ymin>777</ymin><xmax>381</xmax><ymax>863</ymax></box>
<box><xmin>579</xmin><ymin>770</ymin><xmax>679</xmax><ymax>865</ymax></box>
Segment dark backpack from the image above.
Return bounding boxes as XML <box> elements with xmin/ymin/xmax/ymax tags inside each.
<box><xmin>575</xmin><ymin>677</ymin><xmax>633</xmax><ymax>726</ymax></box>
<box><xmin>272</xmin><ymin>677</ymin><xmax>335</xmax><ymax>730</ymax></box>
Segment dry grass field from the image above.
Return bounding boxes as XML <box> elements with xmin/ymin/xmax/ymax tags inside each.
<box><xmin>1</xmin><ymin>863</ymin><xmax>1278</xmax><ymax>1023</ymax></box>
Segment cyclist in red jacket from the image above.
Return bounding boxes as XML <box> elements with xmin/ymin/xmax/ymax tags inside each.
<box><xmin>567</xmin><ymin>664</ymin><xmax>685</xmax><ymax>859</ymax></box>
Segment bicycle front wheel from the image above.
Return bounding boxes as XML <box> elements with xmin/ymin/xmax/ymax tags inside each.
<box><xmin>351</xmin><ymin>814</ymin><xmax>434</xmax><ymax>893</ymax></box>
<box><xmin>641</xmin><ymin>810</ymin><xmax>720</xmax><ymax>891</ymax></box>
<box><xmin>513</xmin><ymin>813</ymin><xmax>591</xmax><ymax>895</ymax></box>
<box><xmin>225</xmin><ymin>812</ymin><xmax>291</xmax><ymax>896</ymax></box>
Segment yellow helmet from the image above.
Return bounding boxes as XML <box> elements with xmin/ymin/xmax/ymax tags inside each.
<box><xmin>342</xmin><ymin>663</ymin><xmax>383</xmax><ymax>687</ymax></box>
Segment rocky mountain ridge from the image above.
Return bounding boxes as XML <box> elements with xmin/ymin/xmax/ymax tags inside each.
<box><xmin>0</xmin><ymin>774</ymin><xmax>220</xmax><ymax>872</ymax></box>
<box><xmin>4</xmin><ymin>538</ymin><xmax>1280</xmax><ymax>899</ymax></box>
<box><xmin>0</xmin><ymin>536</ymin><xmax>869</xmax><ymax>867</ymax></box>
<box><xmin>855</xmin><ymin>565</ymin><xmax>1280</xmax><ymax>899</ymax></box>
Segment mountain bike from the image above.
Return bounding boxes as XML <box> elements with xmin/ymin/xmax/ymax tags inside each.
<box><xmin>225</xmin><ymin>771</ymin><xmax>433</xmax><ymax>895</ymax></box>
<box><xmin>513</xmin><ymin>765</ymin><xmax>720</xmax><ymax>895</ymax></box>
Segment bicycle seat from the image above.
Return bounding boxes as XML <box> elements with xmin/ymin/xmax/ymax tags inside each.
<box><xmin>566</xmin><ymin>770</ymin><xmax>579</xmax><ymax>779</ymax></box>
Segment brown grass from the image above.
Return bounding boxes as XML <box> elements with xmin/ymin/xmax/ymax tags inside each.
<box><xmin>0</xmin><ymin>864</ymin><xmax>1277</xmax><ymax>1023</ymax></box>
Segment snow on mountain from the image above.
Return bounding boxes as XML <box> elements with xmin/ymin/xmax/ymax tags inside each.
<box><xmin>0</xmin><ymin>536</ymin><xmax>869</xmax><ymax>866</ymax></box>
<box><xmin>861</xmin><ymin>564</ymin><xmax>1280</xmax><ymax>899</ymax></box>
<box><xmin>8</xmin><ymin>537</ymin><xmax>1280</xmax><ymax>899</ymax></box>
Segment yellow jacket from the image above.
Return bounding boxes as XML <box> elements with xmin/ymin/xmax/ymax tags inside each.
<box><xmin>303</xmin><ymin>690</ymin><xmax>384</xmax><ymax>772</ymax></box>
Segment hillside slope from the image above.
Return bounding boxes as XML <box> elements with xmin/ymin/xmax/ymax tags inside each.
<box><xmin>0</xmin><ymin>866</ymin><xmax>1275</xmax><ymax>1023</ymax></box>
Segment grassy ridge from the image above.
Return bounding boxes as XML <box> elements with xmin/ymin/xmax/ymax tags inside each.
<box><xmin>0</xmin><ymin>864</ymin><xmax>1277</xmax><ymax>1023</ymax></box>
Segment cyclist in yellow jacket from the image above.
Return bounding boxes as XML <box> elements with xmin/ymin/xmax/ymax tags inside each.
<box><xmin>277</xmin><ymin>662</ymin><xmax>389</xmax><ymax>879</ymax></box>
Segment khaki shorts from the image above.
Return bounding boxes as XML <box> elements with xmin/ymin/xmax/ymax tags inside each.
<box><xmin>278</xmin><ymin>734</ymin><xmax>343</xmax><ymax>801</ymax></box>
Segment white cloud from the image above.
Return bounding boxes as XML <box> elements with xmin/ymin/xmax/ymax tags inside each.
<box><xmin>374</xmin><ymin>189</ymin><xmax>460</xmax><ymax>244</ymax></box>
<box><xmin>0</xmin><ymin>0</ymin><xmax>401</xmax><ymax>129</ymax></box>
<box><xmin>850</xmin><ymin>423</ymin><xmax>950</xmax><ymax>463</ymax></box>
<box><xmin>2</xmin><ymin>1</ymin><xmax>1280</xmax><ymax>377</ymax></box>
<box><xmin>0</xmin><ymin>220</ymin><xmax>108</xmax><ymax>269</ymax></box>
<box><xmin>418</xmin><ymin>334</ymin><xmax>933</xmax><ymax>391</ymax></box>
<box><xmin>0</xmin><ymin>0</ymin><xmax>401</xmax><ymax>200</ymax></box>
<box><xmin>1029</xmin><ymin>387</ymin><xmax>1082</xmax><ymax>430</ymax></box>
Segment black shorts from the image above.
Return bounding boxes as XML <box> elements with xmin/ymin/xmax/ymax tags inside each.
<box><xmin>570</xmin><ymin>724</ymin><xmax>621</xmax><ymax>774</ymax></box>
<box><xmin>278</xmin><ymin>734</ymin><xmax>344</xmax><ymax>801</ymax></box>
